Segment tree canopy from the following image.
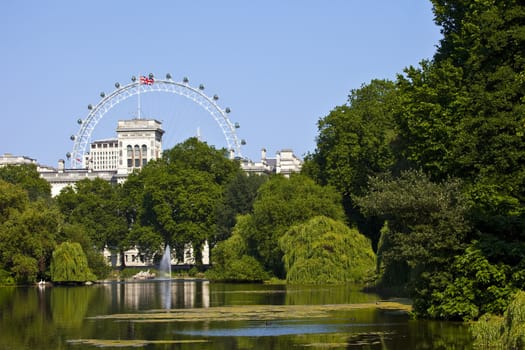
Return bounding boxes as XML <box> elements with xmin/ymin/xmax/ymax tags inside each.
<box><xmin>122</xmin><ymin>138</ymin><xmax>241</xmax><ymax>264</ymax></box>
<box><xmin>237</xmin><ymin>174</ymin><xmax>346</xmax><ymax>278</ymax></box>
<box><xmin>302</xmin><ymin>0</ymin><xmax>525</xmax><ymax>320</ymax></box>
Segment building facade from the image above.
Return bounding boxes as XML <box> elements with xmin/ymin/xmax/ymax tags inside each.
<box><xmin>115</xmin><ymin>119</ymin><xmax>163</xmax><ymax>175</ymax></box>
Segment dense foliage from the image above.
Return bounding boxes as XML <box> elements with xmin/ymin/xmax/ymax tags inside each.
<box><xmin>238</xmin><ymin>174</ymin><xmax>346</xmax><ymax>278</ymax></box>
<box><xmin>279</xmin><ymin>216</ymin><xmax>375</xmax><ymax>284</ymax></box>
<box><xmin>304</xmin><ymin>0</ymin><xmax>525</xmax><ymax>320</ymax></box>
<box><xmin>0</xmin><ymin>139</ymin><xmax>243</xmax><ymax>283</ymax></box>
<box><xmin>0</xmin><ymin>179</ymin><xmax>60</xmax><ymax>283</ymax></box>
<box><xmin>207</xmin><ymin>174</ymin><xmax>349</xmax><ymax>281</ymax></box>
<box><xmin>303</xmin><ymin>79</ymin><xmax>398</xmax><ymax>248</ymax></box>
<box><xmin>122</xmin><ymin>138</ymin><xmax>241</xmax><ymax>265</ymax></box>
<box><xmin>470</xmin><ymin>290</ymin><xmax>525</xmax><ymax>349</ymax></box>
<box><xmin>0</xmin><ymin>163</ymin><xmax>51</xmax><ymax>201</ymax></box>
<box><xmin>205</xmin><ymin>215</ymin><xmax>269</xmax><ymax>282</ymax></box>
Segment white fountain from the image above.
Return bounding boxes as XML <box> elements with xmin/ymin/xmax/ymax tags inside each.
<box><xmin>159</xmin><ymin>244</ymin><xmax>172</xmax><ymax>279</ymax></box>
<box><xmin>159</xmin><ymin>244</ymin><xmax>172</xmax><ymax>310</ymax></box>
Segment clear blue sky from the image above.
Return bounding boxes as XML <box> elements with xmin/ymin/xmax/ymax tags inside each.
<box><xmin>1</xmin><ymin>1</ymin><xmax>441</xmax><ymax>167</ymax></box>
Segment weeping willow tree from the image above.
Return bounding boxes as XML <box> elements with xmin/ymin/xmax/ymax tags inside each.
<box><xmin>279</xmin><ymin>216</ymin><xmax>376</xmax><ymax>284</ymax></box>
<box><xmin>470</xmin><ymin>290</ymin><xmax>525</xmax><ymax>349</ymax></box>
<box><xmin>50</xmin><ymin>242</ymin><xmax>95</xmax><ymax>283</ymax></box>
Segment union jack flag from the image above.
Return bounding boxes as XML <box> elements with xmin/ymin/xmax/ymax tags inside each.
<box><xmin>140</xmin><ymin>76</ymin><xmax>154</xmax><ymax>85</ymax></box>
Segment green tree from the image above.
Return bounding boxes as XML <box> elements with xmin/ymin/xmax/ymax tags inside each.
<box><xmin>303</xmin><ymin>79</ymin><xmax>398</xmax><ymax>247</ymax></box>
<box><xmin>355</xmin><ymin>170</ymin><xmax>471</xmax><ymax>302</ymax></box>
<box><xmin>55</xmin><ymin>178</ymin><xmax>128</xmax><ymax>265</ymax></box>
<box><xmin>122</xmin><ymin>138</ymin><xmax>240</xmax><ymax>265</ymax></box>
<box><xmin>0</xmin><ymin>179</ymin><xmax>27</xmax><ymax>224</ymax></box>
<box><xmin>58</xmin><ymin>223</ymin><xmax>110</xmax><ymax>279</ymax></box>
<box><xmin>50</xmin><ymin>241</ymin><xmax>95</xmax><ymax>283</ymax></box>
<box><xmin>388</xmin><ymin>1</ymin><xmax>525</xmax><ymax>319</ymax></box>
<box><xmin>237</xmin><ymin>174</ymin><xmax>346</xmax><ymax>278</ymax></box>
<box><xmin>425</xmin><ymin>244</ymin><xmax>515</xmax><ymax>320</ymax></box>
<box><xmin>0</xmin><ymin>180</ymin><xmax>60</xmax><ymax>283</ymax></box>
<box><xmin>206</xmin><ymin>215</ymin><xmax>269</xmax><ymax>282</ymax></box>
<box><xmin>0</xmin><ymin>164</ymin><xmax>51</xmax><ymax>201</ymax></box>
<box><xmin>162</xmin><ymin>137</ymin><xmax>241</xmax><ymax>186</ymax></box>
<box><xmin>279</xmin><ymin>216</ymin><xmax>375</xmax><ymax>284</ymax></box>
<box><xmin>214</xmin><ymin>172</ymin><xmax>267</xmax><ymax>243</ymax></box>
<box><xmin>398</xmin><ymin>1</ymin><xmax>525</xmax><ymax>190</ymax></box>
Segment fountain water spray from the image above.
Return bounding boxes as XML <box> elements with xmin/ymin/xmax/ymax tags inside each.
<box><xmin>159</xmin><ymin>244</ymin><xmax>172</xmax><ymax>310</ymax></box>
<box><xmin>159</xmin><ymin>244</ymin><xmax>172</xmax><ymax>279</ymax></box>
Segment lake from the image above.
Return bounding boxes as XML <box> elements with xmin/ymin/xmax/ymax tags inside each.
<box><xmin>0</xmin><ymin>280</ymin><xmax>474</xmax><ymax>349</ymax></box>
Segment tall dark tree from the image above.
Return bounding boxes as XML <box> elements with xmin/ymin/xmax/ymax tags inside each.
<box><xmin>355</xmin><ymin>170</ymin><xmax>471</xmax><ymax>293</ymax></box>
<box><xmin>397</xmin><ymin>1</ymin><xmax>525</xmax><ymax>198</ymax></box>
<box><xmin>303</xmin><ymin>79</ymin><xmax>398</xmax><ymax>247</ymax></box>
<box><xmin>214</xmin><ymin>172</ymin><xmax>267</xmax><ymax>244</ymax></box>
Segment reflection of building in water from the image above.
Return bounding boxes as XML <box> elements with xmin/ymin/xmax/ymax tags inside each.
<box><xmin>184</xmin><ymin>281</ymin><xmax>195</xmax><ymax>308</ymax></box>
<box><xmin>103</xmin><ymin>280</ymin><xmax>210</xmax><ymax>310</ymax></box>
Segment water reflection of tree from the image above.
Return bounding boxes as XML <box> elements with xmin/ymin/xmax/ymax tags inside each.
<box><xmin>0</xmin><ymin>287</ymin><xmax>61</xmax><ymax>350</ymax></box>
<box><xmin>210</xmin><ymin>283</ymin><xmax>287</xmax><ymax>306</ymax></box>
<box><xmin>51</xmin><ymin>286</ymin><xmax>97</xmax><ymax>328</ymax></box>
<box><xmin>284</xmin><ymin>284</ymin><xmax>378</xmax><ymax>305</ymax></box>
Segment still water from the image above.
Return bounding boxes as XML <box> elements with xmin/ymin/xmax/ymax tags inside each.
<box><xmin>0</xmin><ymin>280</ymin><xmax>473</xmax><ymax>349</ymax></box>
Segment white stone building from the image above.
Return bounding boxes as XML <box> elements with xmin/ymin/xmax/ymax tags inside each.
<box><xmin>115</xmin><ymin>119</ymin><xmax>163</xmax><ymax>175</ymax></box>
<box><xmin>0</xmin><ymin>153</ymin><xmax>38</xmax><ymax>166</ymax></box>
<box><xmin>240</xmin><ymin>148</ymin><xmax>302</xmax><ymax>177</ymax></box>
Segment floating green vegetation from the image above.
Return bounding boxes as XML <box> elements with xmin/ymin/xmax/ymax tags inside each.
<box><xmin>291</xmin><ymin>331</ymin><xmax>396</xmax><ymax>348</ymax></box>
<box><xmin>67</xmin><ymin>339</ymin><xmax>208</xmax><ymax>347</ymax></box>
<box><xmin>89</xmin><ymin>301</ymin><xmax>412</xmax><ymax>323</ymax></box>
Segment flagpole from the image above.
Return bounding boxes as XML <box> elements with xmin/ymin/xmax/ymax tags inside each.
<box><xmin>137</xmin><ymin>73</ymin><xmax>141</xmax><ymax>119</ymax></box>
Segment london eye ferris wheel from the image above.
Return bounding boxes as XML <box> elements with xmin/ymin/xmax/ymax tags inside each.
<box><xmin>67</xmin><ymin>73</ymin><xmax>245</xmax><ymax>169</ymax></box>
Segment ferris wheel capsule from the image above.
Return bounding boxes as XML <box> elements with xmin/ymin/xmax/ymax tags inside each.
<box><xmin>70</xmin><ymin>135</ymin><xmax>76</xmax><ymax>141</ymax></box>
<box><xmin>199</xmin><ymin>84</ymin><xmax>205</xmax><ymax>90</ymax></box>
<box><xmin>225</xmin><ymin>107</ymin><xmax>231</xmax><ymax>113</ymax></box>
<box><xmin>183</xmin><ymin>77</ymin><xmax>189</xmax><ymax>83</ymax></box>
<box><xmin>87</xmin><ymin>104</ymin><xmax>93</xmax><ymax>110</ymax></box>
<box><xmin>241</xmin><ymin>139</ymin><xmax>246</xmax><ymax>145</ymax></box>
<box><xmin>166</xmin><ymin>73</ymin><xmax>172</xmax><ymax>80</ymax></box>
<box><xmin>100</xmin><ymin>92</ymin><xmax>105</xmax><ymax>98</ymax></box>
<box><xmin>115</xmin><ymin>82</ymin><xmax>120</xmax><ymax>88</ymax></box>
<box><xmin>213</xmin><ymin>94</ymin><xmax>219</xmax><ymax>100</ymax></box>
<box><xmin>235</xmin><ymin>122</ymin><xmax>240</xmax><ymax>128</ymax></box>
<box><xmin>131</xmin><ymin>76</ymin><xmax>136</xmax><ymax>82</ymax></box>
<box><xmin>77</xmin><ymin>118</ymin><xmax>82</xmax><ymax>124</ymax></box>
<box><xmin>148</xmin><ymin>73</ymin><xmax>154</xmax><ymax>79</ymax></box>
<box><xmin>66</xmin><ymin>152</ymin><xmax>71</xmax><ymax>158</ymax></box>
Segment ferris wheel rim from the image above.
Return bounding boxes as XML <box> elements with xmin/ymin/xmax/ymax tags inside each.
<box><xmin>68</xmin><ymin>75</ymin><xmax>243</xmax><ymax>169</ymax></box>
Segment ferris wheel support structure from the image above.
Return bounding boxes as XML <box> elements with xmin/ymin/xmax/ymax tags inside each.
<box><xmin>68</xmin><ymin>74</ymin><xmax>243</xmax><ymax>169</ymax></box>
